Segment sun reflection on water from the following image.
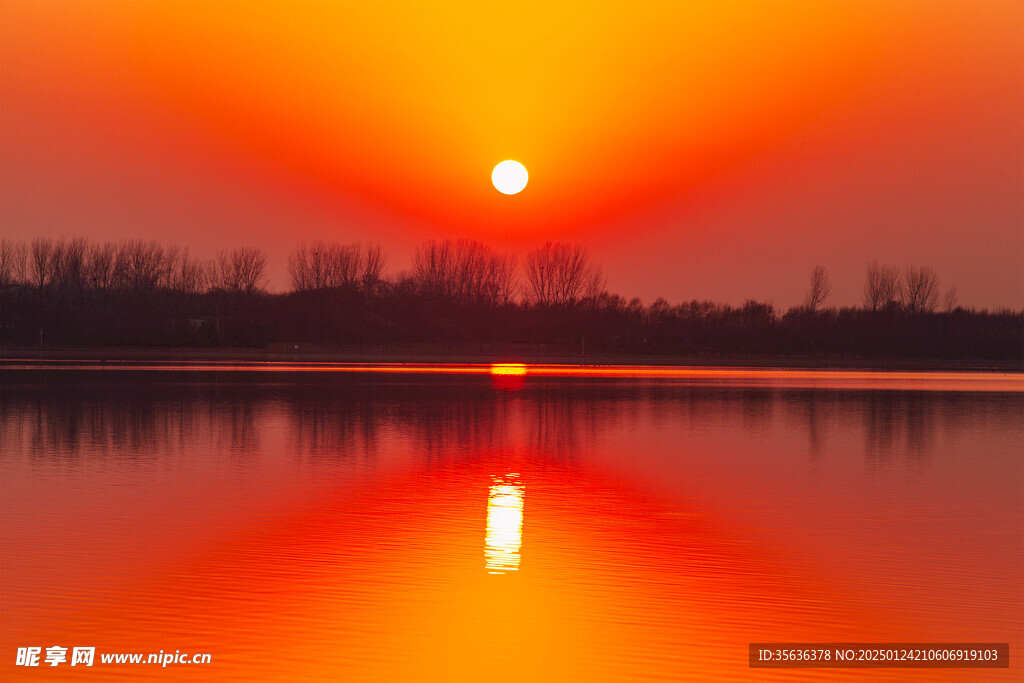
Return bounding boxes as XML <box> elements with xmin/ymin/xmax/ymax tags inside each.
<box><xmin>489</xmin><ymin>363</ymin><xmax>527</xmax><ymax>376</ymax></box>
<box><xmin>485</xmin><ymin>474</ymin><xmax>524</xmax><ymax>574</ymax></box>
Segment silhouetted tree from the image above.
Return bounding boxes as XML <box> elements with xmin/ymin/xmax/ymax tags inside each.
<box><xmin>85</xmin><ymin>242</ymin><xmax>117</xmax><ymax>290</ymax></box>
<box><xmin>290</xmin><ymin>241</ymin><xmax>386</xmax><ymax>292</ymax></box>
<box><xmin>323</xmin><ymin>242</ymin><xmax>361</xmax><ymax>288</ymax></box>
<box><xmin>411</xmin><ymin>240</ymin><xmax>454</xmax><ymax>298</ymax></box>
<box><xmin>583</xmin><ymin>265</ymin><xmax>608</xmax><ymax>304</ymax></box>
<box><xmin>491</xmin><ymin>251</ymin><xmax>519</xmax><ymax>306</ymax></box>
<box><xmin>903</xmin><ymin>266</ymin><xmax>939</xmax><ymax>313</ymax></box>
<box><xmin>361</xmin><ymin>243</ymin><xmax>388</xmax><ymax>291</ymax></box>
<box><xmin>120</xmin><ymin>240</ymin><xmax>167</xmax><ymax>292</ymax></box>
<box><xmin>524</xmin><ymin>242</ymin><xmax>600</xmax><ymax>306</ymax></box>
<box><xmin>943</xmin><ymin>285</ymin><xmax>959</xmax><ymax>313</ymax></box>
<box><xmin>233</xmin><ymin>246</ymin><xmax>269</xmax><ymax>294</ymax></box>
<box><xmin>209</xmin><ymin>247</ymin><xmax>268</xmax><ymax>294</ymax></box>
<box><xmin>452</xmin><ymin>240</ymin><xmax>491</xmax><ymax>305</ymax></box>
<box><xmin>411</xmin><ymin>239</ymin><xmax>515</xmax><ymax>306</ymax></box>
<box><xmin>165</xmin><ymin>246</ymin><xmax>206</xmax><ymax>294</ymax></box>
<box><xmin>864</xmin><ymin>261</ymin><xmax>901</xmax><ymax>311</ymax></box>
<box><xmin>804</xmin><ymin>265</ymin><xmax>832</xmax><ymax>312</ymax></box>
<box><xmin>289</xmin><ymin>241</ymin><xmax>330</xmax><ymax>291</ymax></box>
<box><xmin>29</xmin><ymin>237</ymin><xmax>55</xmax><ymax>288</ymax></box>
<box><xmin>0</xmin><ymin>239</ymin><xmax>27</xmax><ymax>286</ymax></box>
<box><xmin>52</xmin><ymin>238</ymin><xmax>88</xmax><ymax>291</ymax></box>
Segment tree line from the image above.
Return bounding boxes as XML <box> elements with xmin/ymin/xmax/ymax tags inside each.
<box><xmin>1</xmin><ymin>236</ymin><xmax>1020</xmax><ymax>361</ymax></box>
<box><xmin>0</xmin><ymin>238</ymin><xmax>269</xmax><ymax>295</ymax></box>
<box><xmin>801</xmin><ymin>261</ymin><xmax>953</xmax><ymax>314</ymax></box>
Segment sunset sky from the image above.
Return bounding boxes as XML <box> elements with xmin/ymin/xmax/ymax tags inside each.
<box><xmin>2</xmin><ymin>0</ymin><xmax>1021</xmax><ymax>308</ymax></box>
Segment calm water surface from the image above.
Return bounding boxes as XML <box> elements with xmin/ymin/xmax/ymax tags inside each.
<box><xmin>1</xmin><ymin>365</ymin><xmax>1021</xmax><ymax>680</ymax></box>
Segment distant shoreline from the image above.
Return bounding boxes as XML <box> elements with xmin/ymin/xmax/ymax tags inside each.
<box><xmin>1</xmin><ymin>345</ymin><xmax>1019</xmax><ymax>373</ymax></box>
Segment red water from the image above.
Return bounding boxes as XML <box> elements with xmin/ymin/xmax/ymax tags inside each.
<box><xmin>1</xmin><ymin>367</ymin><xmax>1020</xmax><ymax>680</ymax></box>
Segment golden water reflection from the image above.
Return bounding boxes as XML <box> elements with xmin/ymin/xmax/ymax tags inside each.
<box><xmin>485</xmin><ymin>474</ymin><xmax>524</xmax><ymax>574</ymax></box>
<box><xmin>489</xmin><ymin>363</ymin><xmax>527</xmax><ymax>376</ymax></box>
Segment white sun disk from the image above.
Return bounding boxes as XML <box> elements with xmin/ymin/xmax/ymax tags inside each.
<box><xmin>492</xmin><ymin>160</ymin><xmax>528</xmax><ymax>195</ymax></box>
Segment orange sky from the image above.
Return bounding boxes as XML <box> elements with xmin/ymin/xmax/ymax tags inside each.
<box><xmin>2</xmin><ymin>0</ymin><xmax>1021</xmax><ymax>308</ymax></box>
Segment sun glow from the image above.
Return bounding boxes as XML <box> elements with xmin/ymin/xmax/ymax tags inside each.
<box><xmin>485</xmin><ymin>474</ymin><xmax>524</xmax><ymax>574</ymax></box>
<box><xmin>490</xmin><ymin>363</ymin><xmax>527</xmax><ymax>376</ymax></box>
<box><xmin>491</xmin><ymin>160</ymin><xmax>528</xmax><ymax>195</ymax></box>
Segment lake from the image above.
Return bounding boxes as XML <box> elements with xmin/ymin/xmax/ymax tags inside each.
<box><xmin>1</xmin><ymin>364</ymin><xmax>1021</xmax><ymax>680</ymax></box>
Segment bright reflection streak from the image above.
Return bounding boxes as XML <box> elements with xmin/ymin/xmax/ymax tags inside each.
<box><xmin>3</xmin><ymin>362</ymin><xmax>1019</xmax><ymax>392</ymax></box>
<box><xmin>485</xmin><ymin>474</ymin><xmax>524</xmax><ymax>574</ymax></box>
<box><xmin>490</xmin><ymin>363</ymin><xmax>527</xmax><ymax>376</ymax></box>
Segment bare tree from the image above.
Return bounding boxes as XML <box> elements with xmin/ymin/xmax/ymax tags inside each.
<box><xmin>286</xmin><ymin>243</ymin><xmax>307</xmax><ymax>291</ymax></box>
<box><xmin>235</xmin><ymin>247</ymin><xmax>268</xmax><ymax>294</ymax></box>
<box><xmin>412</xmin><ymin>240</ymin><xmax>455</xmax><ymax>298</ymax></box>
<box><xmin>0</xmin><ymin>239</ymin><xmax>27</xmax><ymax>286</ymax></box>
<box><xmin>464</xmin><ymin>246</ymin><xmax>519</xmax><ymax>307</ymax></box>
<box><xmin>29</xmin><ymin>237</ymin><xmax>55</xmax><ymax>288</ymax></box>
<box><xmin>289</xmin><ymin>242</ymin><xmax>328</xmax><ymax>291</ymax></box>
<box><xmin>584</xmin><ymin>265</ymin><xmax>608</xmax><ymax>302</ymax></box>
<box><xmin>207</xmin><ymin>252</ymin><xmax>233</xmax><ymax>292</ymax></box>
<box><xmin>120</xmin><ymin>240</ymin><xmax>166</xmax><ymax>291</ymax></box>
<box><xmin>449</xmin><ymin>240</ymin><xmax>492</xmax><ymax>305</ymax></box>
<box><xmin>411</xmin><ymin>240</ymin><xmax>519</xmax><ymax>306</ymax></box>
<box><xmin>49</xmin><ymin>240</ymin><xmax>67</xmax><ymax>288</ymax></box>
<box><xmin>164</xmin><ymin>246</ymin><xmax>205</xmax><ymax>294</ymax></box>
<box><xmin>361</xmin><ymin>243</ymin><xmax>387</xmax><ymax>290</ymax></box>
<box><xmin>943</xmin><ymin>285</ymin><xmax>958</xmax><ymax>313</ymax></box>
<box><xmin>491</xmin><ymin>251</ymin><xmax>519</xmax><ymax>306</ymax></box>
<box><xmin>864</xmin><ymin>261</ymin><xmax>883</xmax><ymax>311</ymax></box>
<box><xmin>863</xmin><ymin>261</ymin><xmax>902</xmax><ymax>311</ymax></box>
<box><xmin>181</xmin><ymin>252</ymin><xmax>206</xmax><ymax>294</ymax></box>
<box><xmin>524</xmin><ymin>242</ymin><xmax>599</xmax><ymax>306</ymax></box>
<box><xmin>52</xmin><ymin>238</ymin><xmax>88</xmax><ymax>291</ymax></box>
<box><xmin>326</xmin><ymin>242</ymin><xmax>362</xmax><ymax>288</ymax></box>
<box><xmin>804</xmin><ymin>265</ymin><xmax>832</xmax><ymax>312</ymax></box>
<box><xmin>210</xmin><ymin>247</ymin><xmax>268</xmax><ymax>294</ymax></box>
<box><xmin>110</xmin><ymin>242</ymin><xmax>131</xmax><ymax>290</ymax></box>
<box><xmin>289</xmin><ymin>241</ymin><xmax>382</xmax><ymax>292</ymax></box>
<box><xmin>903</xmin><ymin>266</ymin><xmax>939</xmax><ymax>313</ymax></box>
<box><xmin>85</xmin><ymin>241</ymin><xmax>117</xmax><ymax>290</ymax></box>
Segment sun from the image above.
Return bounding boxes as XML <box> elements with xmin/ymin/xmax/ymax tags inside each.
<box><xmin>491</xmin><ymin>160</ymin><xmax>528</xmax><ymax>195</ymax></box>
